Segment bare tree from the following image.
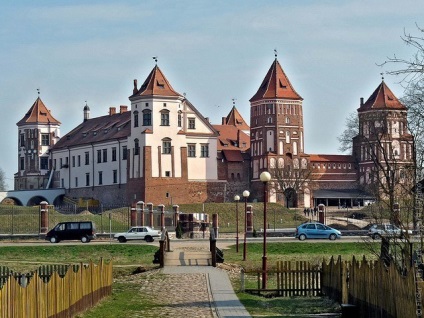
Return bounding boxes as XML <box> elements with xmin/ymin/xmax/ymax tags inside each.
<box><xmin>0</xmin><ymin>168</ymin><xmax>6</xmax><ymax>191</ymax></box>
<box><xmin>337</xmin><ymin>111</ymin><xmax>359</xmax><ymax>154</ymax></box>
<box><xmin>379</xmin><ymin>24</ymin><xmax>424</xmax><ymax>84</ymax></box>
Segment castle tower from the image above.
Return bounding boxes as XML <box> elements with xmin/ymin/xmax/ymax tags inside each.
<box><xmin>15</xmin><ymin>97</ymin><xmax>61</xmax><ymax>190</ymax></box>
<box><xmin>353</xmin><ymin>79</ymin><xmax>414</xmax><ymax>198</ymax></box>
<box><xmin>126</xmin><ymin>62</ymin><xmax>219</xmax><ymax>203</ymax></box>
<box><xmin>250</xmin><ymin>57</ymin><xmax>309</xmax><ymax>206</ymax></box>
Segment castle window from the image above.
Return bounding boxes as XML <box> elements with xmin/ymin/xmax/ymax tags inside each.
<box><xmin>85</xmin><ymin>173</ymin><xmax>90</xmax><ymax>186</ymax></box>
<box><xmin>162</xmin><ymin>138</ymin><xmax>172</xmax><ymax>154</ymax></box>
<box><xmin>112</xmin><ymin>147</ymin><xmax>117</xmax><ymax>161</ymax></box>
<box><xmin>286</xmin><ymin>117</ymin><xmax>290</xmax><ymax>124</ymax></box>
<box><xmin>231</xmin><ymin>173</ymin><xmax>235</xmax><ymax>180</ymax></box>
<box><xmin>161</xmin><ymin>110</ymin><xmax>170</xmax><ymax>126</ymax></box>
<box><xmin>201</xmin><ymin>144</ymin><xmax>209</xmax><ymax>158</ymax></box>
<box><xmin>142</xmin><ymin>110</ymin><xmax>152</xmax><ymax>126</ymax></box>
<box><xmin>122</xmin><ymin>146</ymin><xmax>127</xmax><ymax>160</ymax></box>
<box><xmin>134</xmin><ymin>139</ymin><xmax>140</xmax><ymax>155</ymax></box>
<box><xmin>40</xmin><ymin>157</ymin><xmax>48</xmax><ymax>170</ymax></box>
<box><xmin>85</xmin><ymin>152</ymin><xmax>89</xmax><ymax>165</ymax></box>
<box><xmin>267</xmin><ymin>117</ymin><xmax>272</xmax><ymax>124</ymax></box>
<box><xmin>188</xmin><ymin>118</ymin><xmax>196</xmax><ymax>129</ymax></box>
<box><xmin>188</xmin><ymin>144</ymin><xmax>196</xmax><ymax>157</ymax></box>
<box><xmin>41</xmin><ymin>134</ymin><xmax>50</xmax><ymax>146</ymax></box>
<box><xmin>113</xmin><ymin>170</ymin><xmax>118</xmax><ymax>183</ymax></box>
<box><xmin>97</xmin><ymin>150</ymin><xmax>102</xmax><ymax>163</ymax></box>
<box><xmin>75</xmin><ymin>177</ymin><xmax>78</xmax><ymax>187</ymax></box>
<box><xmin>133</xmin><ymin>111</ymin><xmax>139</xmax><ymax>128</ymax></box>
<box><xmin>20</xmin><ymin>157</ymin><xmax>24</xmax><ymax>170</ymax></box>
<box><xmin>165</xmin><ymin>171</ymin><xmax>171</xmax><ymax>177</ymax></box>
<box><xmin>98</xmin><ymin>171</ymin><xmax>103</xmax><ymax>185</ymax></box>
<box><xmin>178</xmin><ymin>111</ymin><xmax>182</xmax><ymax>127</ymax></box>
<box><xmin>20</xmin><ymin>134</ymin><xmax>25</xmax><ymax>147</ymax></box>
<box><xmin>103</xmin><ymin>149</ymin><xmax>107</xmax><ymax>162</ymax></box>
<box><xmin>72</xmin><ymin>156</ymin><xmax>75</xmax><ymax>167</ymax></box>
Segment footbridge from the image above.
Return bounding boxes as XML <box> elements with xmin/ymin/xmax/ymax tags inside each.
<box><xmin>0</xmin><ymin>189</ymin><xmax>65</xmax><ymax>206</ymax></box>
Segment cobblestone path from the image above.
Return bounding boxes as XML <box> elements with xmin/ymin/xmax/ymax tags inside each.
<box><xmin>115</xmin><ymin>269</ymin><xmax>215</xmax><ymax>318</ymax></box>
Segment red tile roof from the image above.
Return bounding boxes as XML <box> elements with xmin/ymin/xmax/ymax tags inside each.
<box><xmin>222</xmin><ymin>149</ymin><xmax>244</xmax><ymax>162</ymax></box>
<box><xmin>250</xmin><ymin>58</ymin><xmax>302</xmax><ymax>102</ymax></box>
<box><xmin>358</xmin><ymin>80</ymin><xmax>406</xmax><ymax>112</ymax></box>
<box><xmin>17</xmin><ymin>97</ymin><xmax>61</xmax><ymax>126</ymax></box>
<box><xmin>130</xmin><ymin>65</ymin><xmax>181</xmax><ymax>98</ymax></box>
<box><xmin>309</xmin><ymin>154</ymin><xmax>355</xmax><ymax>162</ymax></box>
<box><xmin>52</xmin><ymin>111</ymin><xmax>131</xmax><ymax>150</ymax></box>
<box><xmin>213</xmin><ymin>124</ymin><xmax>250</xmax><ymax>151</ymax></box>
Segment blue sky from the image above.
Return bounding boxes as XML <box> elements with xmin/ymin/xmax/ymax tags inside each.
<box><xmin>1</xmin><ymin>0</ymin><xmax>423</xmax><ymax>190</ymax></box>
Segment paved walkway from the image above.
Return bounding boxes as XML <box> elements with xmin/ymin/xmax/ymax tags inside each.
<box><xmin>162</xmin><ymin>265</ymin><xmax>251</xmax><ymax>318</ymax></box>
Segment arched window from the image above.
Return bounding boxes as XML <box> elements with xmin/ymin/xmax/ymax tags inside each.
<box><xmin>142</xmin><ymin>109</ymin><xmax>151</xmax><ymax>126</ymax></box>
<box><xmin>133</xmin><ymin>111</ymin><xmax>139</xmax><ymax>128</ymax></box>
<box><xmin>178</xmin><ymin>111</ymin><xmax>182</xmax><ymax>127</ymax></box>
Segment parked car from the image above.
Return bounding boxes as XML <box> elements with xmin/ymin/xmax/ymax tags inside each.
<box><xmin>45</xmin><ymin>221</ymin><xmax>96</xmax><ymax>243</ymax></box>
<box><xmin>367</xmin><ymin>223</ymin><xmax>413</xmax><ymax>239</ymax></box>
<box><xmin>295</xmin><ymin>222</ymin><xmax>341</xmax><ymax>241</ymax></box>
<box><xmin>114</xmin><ymin>226</ymin><xmax>161</xmax><ymax>243</ymax></box>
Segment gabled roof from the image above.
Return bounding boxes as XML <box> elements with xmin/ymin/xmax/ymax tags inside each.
<box><xmin>52</xmin><ymin>111</ymin><xmax>131</xmax><ymax>150</ymax></box>
<box><xmin>358</xmin><ymin>80</ymin><xmax>406</xmax><ymax>112</ymax></box>
<box><xmin>130</xmin><ymin>65</ymin><xmax>181</xmax><ymax>99</ymax></box>
<box><xmin>250</xmin><ymin>58</ymin><xmax>302</xmax><ymax>102</ymax></box>
<box><xmin>309</xmin><ymin>154</ymin><xmax>355</xmax><ymax>163</ymax></box>
<box><xmin>223</xmin><ymin>106</ymin><xmax>250</xmax><ymax>131</ymax></box>
<box><xmin>213</xmin><ymin>124</ymin><xmax>250</xmax><ymax>151</ymax></box>
<box><xmin>17</xmin><ymin>97</ymin><xmax>61</xmax><ymax>126</ymax></box>
<box><xmin>222</xmin><ymin>149</ymin><xmax>244</xmax><ymax>162</ymax></box>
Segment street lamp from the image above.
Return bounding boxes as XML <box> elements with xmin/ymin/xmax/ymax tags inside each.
<box><xmin>260</xmin><ymin>171</ymin><xmax>271</xmax><ymax>289</ymax></box>
<box><xmin>242</xmin><ymin>190</ymin><xmax>250</xmax><ymax>261</ymax></box>
<box><xmin>234</xmin><ymin>195</ymin><xmax>240</xmax><ymax>253</ymax></box>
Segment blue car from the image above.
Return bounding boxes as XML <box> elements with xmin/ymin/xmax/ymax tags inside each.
<box><xmin>295</xmin><ymin>222</ymin><xmax>341</xmax><ymax>241</ymax></box>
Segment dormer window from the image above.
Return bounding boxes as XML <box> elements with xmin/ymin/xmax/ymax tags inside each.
<box><xmin>156</xmin><ymin>80</ymin><xmax>165</xmax><ymax>88</ymax></box>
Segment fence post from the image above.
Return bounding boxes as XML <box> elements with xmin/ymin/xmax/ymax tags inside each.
<box><xmin>173</xmin><ymin>205</ymin><xmax>180</xmax><ymax>228</ymax></box>
<box><xmin>241</xmin><ymin>269</ymin><xmax>245</xmax><ymax>292</ymax></box>
<box><xmin>147</xmin><ymin>203</ymin><xmax>154</xmax><ymax>228</ymax></box>
<box><xmin>212</xmin><ymin>213</ymin><xmax>219</xmax><ymax>238</ymax></box>
<box><xmin>130</xmin><ymin>203</ymin><xmax>137</xmax><ymax>227</ymax></box>
<box><xmin>158</xmin><ymin>204</ymin><xmax>165</xmax><ymax>231</ymax></box>
<box><xmin>137</xmin><ymin>201</ymin><xmax>145</xmax><ymax>226</ymax></box>
<box><xmin>210</xmin><ymin>229</ymin><xmax>217</xmax><ymax>267</ymax></box>
<box><xmin>40</xmin><ymin>201</ymin><xmax>49</xmax><ymax>234</ymax></box>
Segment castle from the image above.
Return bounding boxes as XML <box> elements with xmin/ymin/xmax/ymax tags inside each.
<box><xmin>14</xmin><ymin>57</ymin><xmax>414</xmax><ymax>207</ymax></box>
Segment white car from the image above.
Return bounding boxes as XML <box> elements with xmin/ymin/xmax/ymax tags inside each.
<box><xmin>368</xmin><ymin>223</ymin><xmax>412</xmax><ymax>239</ymax></box>
<box><xmin>114</xmin><ymin>226</ymin><xmax>161</xmax><ymax>243</ymax></box>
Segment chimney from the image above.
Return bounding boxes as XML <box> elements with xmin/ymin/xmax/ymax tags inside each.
<box><xmin>109</xmin><ymin>107</ymin><xmax>116</xmax><ymax>115</ymax></box>
<box><xmin>133</xmin><ymin>79</ymin><xmax>138</xmax><ymax>94</ymax></box>
<box><xmin>120</xmin><ymin>105</ymin><xmax>128</xmax><ymax>113</ymax></box>
<box><xmin>205</xmin><ymin>117</ymin><xmax>209</xmax><ymax>123</ymax></box>
<box><xmin>360</xmin><ymin>97</ymin><xmax>364</xmax><ymax>106</ymax></box>
<box><xmin>222</xmin><ymin>117</ymin><xmax>226</xmax><ymax>125</ymax></box>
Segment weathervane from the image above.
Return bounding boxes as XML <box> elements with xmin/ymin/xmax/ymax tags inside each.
<box><xmin>274</xmin><ymin>49</ymin><xmax>278</xmax><ymax>59</ymax></box>
<box><xmin>153</xmin><ymin>56</ymin><xmax>158</xmax><ymax>64</ymax></box>
<box><xmin>232</xmin><ymin>98</ymin><xmax>237</xmax><ymax>107</ymax></box>
<box><xmin>37</xmin><ymin>88</ymin><xmax>40</xmax><ymax>96</ymax></box>
<box><xmin>380</xmin><ymin>72</ymin><xmax>384</xmax><ymax>81</ymax></box>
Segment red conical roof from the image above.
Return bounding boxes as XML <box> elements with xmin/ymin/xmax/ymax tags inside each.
<box><xmin>224</xmin><ymin>106</ymin><xmax>250</xmax><ymax>130</ymax></box>
<box><xmin>358</xmin><ymin>81</ymin><xmax>406</xmax><ymax>112</ymax></box>
<box><xmin>130</xmin><ymin>65</ymin><xmax>181</xmax><ymax>98</ymax></box>
<box><xmin>250</xmin><ymin>58</ymin><xmax>302</xmax><ymax>102</ymax></box>
<box><xmin>17</xmin><ymin>97</ymin><xmax>61</xmax><ymax>126</ymax></box>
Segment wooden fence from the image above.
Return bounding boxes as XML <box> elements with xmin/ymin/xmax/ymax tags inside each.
<box><xmin>243</xmin><ymin>256</ymin><xmax>422</xmax><ymax>317</ymax></box>
<box><xmin>243</xmin><ymin>260</ymin><xmax>322</xmax><ymax>296</ymax></box>
<box><xmin>0</xmin><ymin>259</ymin><xmax>112</xmax><ymax>318</ymax></box>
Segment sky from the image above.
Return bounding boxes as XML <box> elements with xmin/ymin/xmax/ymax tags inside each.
<box><xmin>0</xmin><ymin>0</ymin><xmax>423</xmax><ymax>190</ymax></box>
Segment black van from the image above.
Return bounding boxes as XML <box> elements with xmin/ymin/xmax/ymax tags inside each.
<box><xmin>45</xmin><ymin>221</ymin><xmax>96</xmax><ymax>243</ymax></box>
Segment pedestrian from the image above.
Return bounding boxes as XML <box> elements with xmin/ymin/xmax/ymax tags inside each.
<box><xmin>303</xmin><ymin>208</ymin><xmax>307</xmax><ymax>216</ymax></box>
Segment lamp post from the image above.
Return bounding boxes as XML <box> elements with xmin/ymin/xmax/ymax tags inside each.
<box><xmin>260</xmin><ymin>171</ymin><xmax>271</xmax><ymax>289</ymax></box>
<box><xmin>242</xmin><ymin>190</ymin><xmax>250</xmax><ymax>261</ymax></box>
<box><xmin>234</xmin><ymin>195</ymin><xmax>240</xmax><ymax>253</ymax></box>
